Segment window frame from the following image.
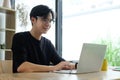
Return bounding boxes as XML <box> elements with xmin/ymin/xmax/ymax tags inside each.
<box><xmin>55</xmin><ymin>0</ymin><xmax>62</xmax><ymax>56</ymax></box>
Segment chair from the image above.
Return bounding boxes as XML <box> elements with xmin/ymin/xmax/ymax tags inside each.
<box><xmin>0</xmin><ymin>61</ymin><xmax>2</xmax><ymax>73</ymax></box>
<box><xmin>0</xmin><ymin>60</ymin><xmax>12</xmax><ymax>73</ymax></box>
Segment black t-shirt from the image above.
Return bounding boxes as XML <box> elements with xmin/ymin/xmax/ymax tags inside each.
<box><xmin>11</xmin><ymin>31</ymin><xmax>65</xmax><ymax>73</ymax></box>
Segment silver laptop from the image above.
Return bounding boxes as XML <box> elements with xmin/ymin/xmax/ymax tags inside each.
<box><xmin>54</xmin><ymin>43</ymin><xmax>107</xmax><ymax>74</ymax></box>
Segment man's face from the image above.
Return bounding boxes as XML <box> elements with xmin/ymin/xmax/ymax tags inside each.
<box><xmin>31</xmin><ymin>13</ymin><xmax>53</xmax><ymax>34</ymax></box>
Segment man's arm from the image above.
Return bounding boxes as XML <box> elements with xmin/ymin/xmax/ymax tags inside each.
<box><xmin>17</xmin><ymin>61</ymin><xmax>73</xmax><ymax>73</ymax></box>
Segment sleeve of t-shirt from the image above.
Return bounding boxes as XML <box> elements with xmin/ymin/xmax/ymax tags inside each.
<box><xmin>47</xmin><ymin>40</ymin><xmax>65</xmax><ymax>65</ymax></box>
<box><xmin>11</xmin><ymin>33</ymin><xmax>27</xmax><ymax>73</ymax></box>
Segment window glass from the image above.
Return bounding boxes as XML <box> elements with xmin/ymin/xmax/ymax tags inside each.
<box><xmin>63</xmin><ymin>0</ymin><xmax>120</xmax><ymax>66</ymax></box>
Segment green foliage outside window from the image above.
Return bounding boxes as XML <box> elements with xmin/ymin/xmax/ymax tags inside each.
<box><xmin>95</xmin><ymin>39</ymin><xmax>120</xmax><ymax>66</ymax></box>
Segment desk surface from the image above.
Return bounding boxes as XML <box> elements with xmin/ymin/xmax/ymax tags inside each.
<box><xmin>0</xmin><ymin>69</ymin><xmax>120</xmax><ymax>80</ymax></box>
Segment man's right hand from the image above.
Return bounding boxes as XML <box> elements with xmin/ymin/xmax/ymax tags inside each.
<box><xmin>53</xmin><ymin>61</ymin><xmax>72</xmax><ymax>71</ymax></box>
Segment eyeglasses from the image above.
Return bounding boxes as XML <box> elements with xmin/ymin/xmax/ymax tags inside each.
<box><xmin>37</xmin><ymin>16</ymin><xmax>55</xmax><ymax>24</ymax></box>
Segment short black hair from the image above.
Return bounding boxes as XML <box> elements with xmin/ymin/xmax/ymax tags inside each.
<box><xmin>30</xmin><ymin>5</ymin><xmax>54</xmax><ymax>20</ymax></box>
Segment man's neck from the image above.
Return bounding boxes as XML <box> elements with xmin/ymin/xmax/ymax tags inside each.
<box><xmin>30</xmin><ymin>30</ymin><xmax>42</xmax><ymax>40</ymax></box>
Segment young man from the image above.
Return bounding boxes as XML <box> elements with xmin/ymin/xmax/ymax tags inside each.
<box><xmin>12</xmin><ymin>5</ymin><xmax>75</xmax><ymax>73</ymax></box>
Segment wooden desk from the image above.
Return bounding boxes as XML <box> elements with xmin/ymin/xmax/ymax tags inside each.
<box><xmin>0</xmin><ymin>69</ymin><xmax>120</xmax><ymax>80</ymax></box>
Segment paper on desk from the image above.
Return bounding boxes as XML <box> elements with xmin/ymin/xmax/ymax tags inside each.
<box><xmin>112</xmin><ymin>67</ymin><xmax>120</xmax><ymax>71</ymax></box>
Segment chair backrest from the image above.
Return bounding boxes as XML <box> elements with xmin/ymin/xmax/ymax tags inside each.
<box><xmin>0</xmin><ymin>61</ymin><xmax>2</xmax><ymax>73</ymax></box>
<box><xmin>0</xmin><ymin>60</ymin><xmax>12</xmax><ymax>73</ymax></box>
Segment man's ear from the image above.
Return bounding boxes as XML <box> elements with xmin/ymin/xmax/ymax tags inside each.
<box><xmin>31</xmin><ymin>17</ymin><xmax>37</xmax><ymax>25</ymax></box>
<box><xmin>31</xmin><ymin>17</ymin><xmax>35</xmax><ymax>22</ymax></box>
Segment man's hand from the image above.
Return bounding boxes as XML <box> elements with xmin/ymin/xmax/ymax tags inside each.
<box><xmin>53</xmin><ymin>61</ymin><xmax>75</xmax><ymax>71</ymax></box>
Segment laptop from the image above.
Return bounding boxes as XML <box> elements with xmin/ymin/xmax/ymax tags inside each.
<box><xmin>54</xmin><ymin>43</ymin><xmax>107</xmax><ymax>74</ymax></box>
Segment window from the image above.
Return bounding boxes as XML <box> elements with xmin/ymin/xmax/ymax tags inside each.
<box><xmin>62</xmin><ymin>0</ymin><xmax>120</xmax><ymax>66</ymax></box>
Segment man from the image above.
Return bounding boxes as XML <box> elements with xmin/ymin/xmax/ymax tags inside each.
<box><xmin>12</xmin><ymin>5</ymin><xmax>75</xmax><ymax>73</ymax></box>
